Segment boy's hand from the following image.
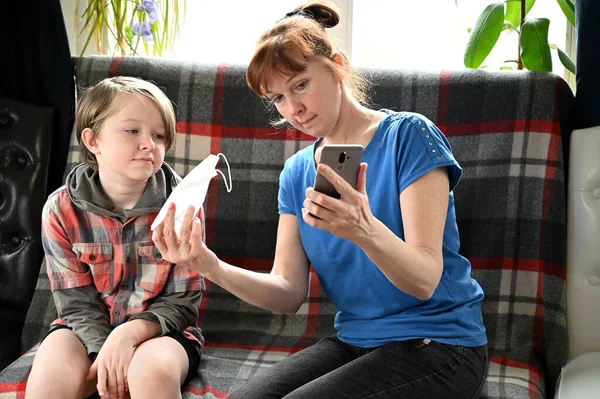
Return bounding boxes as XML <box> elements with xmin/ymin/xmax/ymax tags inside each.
<box><xmin>86</xmin><ymin>326</ymin><xmax>136</xmax><ymax>399</ymax></box>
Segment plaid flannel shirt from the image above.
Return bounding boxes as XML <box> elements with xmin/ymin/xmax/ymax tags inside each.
<box><xmin>42</xmin><ymin>184</ymin><xmax>205</xmax><ymax>353</ymax></box>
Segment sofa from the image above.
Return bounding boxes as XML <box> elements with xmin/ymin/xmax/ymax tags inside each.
<box><xmin>0</xmin><ymin>55</ymin><xmax>574</xmax><ymax>398</ymax></box>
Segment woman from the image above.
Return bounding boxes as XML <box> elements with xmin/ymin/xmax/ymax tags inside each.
<box><xmin>153</xmin><ymin>2</ymin><xmax>488</xmax><ymax>398</ymax></box>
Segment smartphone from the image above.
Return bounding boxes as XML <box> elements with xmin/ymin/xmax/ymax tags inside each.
<box><xmin>313</xmin><ymin>144</ymin><xmax>364</xmax><ymax>199</ymax></box>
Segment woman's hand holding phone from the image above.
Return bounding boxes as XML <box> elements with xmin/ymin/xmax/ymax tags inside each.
<box><xmin>303</xmin><ymin>144</ymin><xmax>375</xmax><ymax>243</ymax></box>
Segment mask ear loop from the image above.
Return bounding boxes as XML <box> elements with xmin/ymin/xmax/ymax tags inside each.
<box><xmin>216</xmin><ymin>153</ymin><xmax>233</xmax><ymax>193</ymax></box>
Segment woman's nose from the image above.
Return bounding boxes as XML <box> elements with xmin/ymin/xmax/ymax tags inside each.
<box><xmin>289</xmin><ymin>98</ymin><xmax>304</xmax><ymax>115</ymax></box>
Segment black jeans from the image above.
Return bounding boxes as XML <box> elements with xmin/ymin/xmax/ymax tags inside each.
<box><xmin>228</xmin><ymin>336</ymin><xmax>488</xmax><ymax>399</ymax></box>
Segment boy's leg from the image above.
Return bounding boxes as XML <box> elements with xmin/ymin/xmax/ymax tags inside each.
<box><xmin>127</xmin><ymin>335</ymin><xmax>191</xmax><ymax>399</ymax></box>
<box><xmin>227</xmin><ymin>336</ymin><xmax>357</xmax><ymax>399</ymax></box>
<box><xmin>25</xmin><ymin>327</ymin><xmax>96</xmax><ymax>399</ymax></box>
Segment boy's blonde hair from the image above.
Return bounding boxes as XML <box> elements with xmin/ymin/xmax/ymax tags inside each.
<box><xmin>75</xmin><ymin>76</ymin><xmax>176</xmax><ymax>168</ymax></box>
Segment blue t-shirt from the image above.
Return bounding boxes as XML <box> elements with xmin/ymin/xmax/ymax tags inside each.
<box><xmin>278</xmin><ymin>111</ymin><xmax>487</xmax><ymax>348</ymax></box>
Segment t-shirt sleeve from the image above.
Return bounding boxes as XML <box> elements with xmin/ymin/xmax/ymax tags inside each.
<box><xmin>397</xmin><ymin>114</ymin><xmax>463</xmax><ymax>193</ymax></box>
<box><xmin>278</xmin><ymin>156</ymin><xmax>297</xmax><ymax>215</ymax></box>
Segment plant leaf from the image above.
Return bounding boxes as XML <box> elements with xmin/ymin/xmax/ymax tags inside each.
<box><xmin>520</xmin><ymin>18</ymin><xmax>552</xmax><ymax>71</ymax></box>
<box><xmin>464</xmin><ymin>2</ymin><xmax>504</xmax><ymax>68</ymax></box>
<box><xmin>505</xmin><ymin>0</ymin><xmax>536</xmax><ymax>27</ymax></box>
<box><xmin>505</xmin><ymin>1</ymin><xmax>520</xmax><ymax>27</ymax></box>
<box><xmin>75</xmin><ymin>23</ymin><xmax>97</xmax><ymax>68</ymax></box>
<box><xmin>525</xmin><ymin>0</ymin><xmax>535</xmax><ymax>16</ymax></box>
<box><xmin>503</xmin><ymin>21</ymin><xmax>518</xmax><ymax>32</ymax></box>
<box><xmin>556</xmin><ymin>0</ymin><xmax>576</xmax><ymax>27</ymax></box>
<box><xmin>554</xmin><ymin>46</ymin><xmax>576</xmax><ymax>74</ymax></box>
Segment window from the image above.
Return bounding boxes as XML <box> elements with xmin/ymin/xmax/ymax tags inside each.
<box><xmin>351</xmin><ymin>0</ymin><xmax>569</xmax><ymax>77</ymax></box>
<box><xmin>63</xmin><ymin>0</ymin><xmax>572</xmax><ymax>80</ymax></box>
<box><xmin>170</xmin><ymin>0</ymin><xmax>301</xmax><ymax>64</ymax></box>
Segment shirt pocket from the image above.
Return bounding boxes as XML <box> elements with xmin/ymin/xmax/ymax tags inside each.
<box><xmin>137</xmin><ymin>242</ymin><xmax>172</xmax><ymax>293</ymax></box>
<box><xmin>72</xmin><ymin>243</ymin><xmax>115</xmax><ymax>294</ymax></box>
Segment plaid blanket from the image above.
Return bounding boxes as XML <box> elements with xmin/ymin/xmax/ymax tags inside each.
<box><xmin>0</xmin><ymin>56</ymin><xmax>574</xmax><ymax>399</ymax></box>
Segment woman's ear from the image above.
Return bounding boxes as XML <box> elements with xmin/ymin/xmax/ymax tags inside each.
<box><xmin>81</xmin><ymin>128</ymin><xmax>100</xmax><ymax>154</ymax></box>
<box><xmin>331</xmin><ymin>53</ymin><xmax>346</xmax><ymax>84</ymax></box>
<box><xmin>332</xmin><ymin>53</ymin><xmax>345</xmax><ymax>67</ymax></box>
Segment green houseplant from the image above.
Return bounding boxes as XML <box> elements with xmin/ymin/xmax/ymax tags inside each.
<box><xmin>75</xmin><ymin>0</ymin><xmax>185</xmax><ymax>61</ymax></box>
<box><xmin>462</xmin><ymin>0</ymin><xmax>576</xmax><ymax>73</ymax></box>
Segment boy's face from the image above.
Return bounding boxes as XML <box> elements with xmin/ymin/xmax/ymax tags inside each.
<box><xmin>91</xmin><ymin>93</ymin><xmax>167</xmax><ymax>186</ymax></box>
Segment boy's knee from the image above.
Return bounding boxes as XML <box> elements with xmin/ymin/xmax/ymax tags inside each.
<box><xmin>27</xmin><ymin>333</ymin><xmax>91</xmax><ymax>397</ymax></box>
<box><xmin>26</xmin><ymin>363</ymin><xmax>88</xmax><ymax>399</ymax></box>
<box><xmin>126</xmin><ymin>337</ymin><xmax>188</xmax><ymax>395</ymax></box>
<box><xmin>128</xmin><ymin>352</ymin><xmax>178</xmax><ymax>386</ymax></box>
<box><xmin>29</xmin><ymin>363</ymin><xmax>86</xmax><ymax>387</ymax></box>
<box><xmin>31</xmin><ymin>353</ymin><xmax>87</xmax><ymax>380</ymax></box>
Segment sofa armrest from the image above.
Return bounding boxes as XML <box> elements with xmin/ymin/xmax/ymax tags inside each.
<box><xmin>566</xmin><ymin>126</ymin><xmax>600</xmax><ymax>357</ymax></box>
<box><xmin>555</xmin><ymin>352</ymin><xmax>600</xmax><ymax>399</ymax></box>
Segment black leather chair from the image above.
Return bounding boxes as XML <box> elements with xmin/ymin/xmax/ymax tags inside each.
<box><xmin>0</xmin><ymin>98</ymin><xmax>54</xmax><ymax>370</ymax></box>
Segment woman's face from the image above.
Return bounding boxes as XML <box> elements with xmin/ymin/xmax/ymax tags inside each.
<box><xmin>265</xmin><ymin>59</ymin><xmax>343</xmax><ymax>138</ymax></box>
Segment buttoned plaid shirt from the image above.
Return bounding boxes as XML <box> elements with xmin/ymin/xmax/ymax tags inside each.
<box><xmin>42</xmin><ymin>185</ymin><xmax>205</xmax><ymax>350</ymax></box>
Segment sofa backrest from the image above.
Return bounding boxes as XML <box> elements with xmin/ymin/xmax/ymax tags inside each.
<box><xmin>24</xmin><ymin>55</ymin><xmax>574</xmax><ymax>395</ymax></box>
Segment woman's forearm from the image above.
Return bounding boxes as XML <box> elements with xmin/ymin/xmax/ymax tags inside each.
<box><xmin>205</xmin><ymin>260</ymin><xmax>308</xmax><ymax>315</ymax></box>
<box><xmin>356</xmin><ymin>218</ymin><xmax>443</xmax><ymax>300</ymax></box>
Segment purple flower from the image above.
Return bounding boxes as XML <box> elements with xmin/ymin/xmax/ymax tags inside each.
<box><xmin>136</xmin><ymin>1</ymin><xmax>159</xmax><ymax>24</ymax></box>
<box><xmin>147</xmin><ymin>11</ymin><xmax>158</xmax><ymax>24</ymax></box>
<box><xmin>139</xmin><ymin>1</ymin><xmax>158</xmax><ymax>14</ymax></box>
<box><xmin>132</xmin><ymin>21</ymin><xmax>153</xmax><ymax>43</ymax></box>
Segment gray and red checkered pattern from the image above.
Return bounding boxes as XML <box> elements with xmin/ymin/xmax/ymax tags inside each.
<box><xmin>0</xmin><ymin>56</ymin><xmax>574</xmax><ymax>399</ymax></box>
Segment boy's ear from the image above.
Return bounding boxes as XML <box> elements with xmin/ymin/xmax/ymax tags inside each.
<box><xmin>81</xmin><ymin>128</ymin><xmax>100</xmax><ymax>154</ymax></box>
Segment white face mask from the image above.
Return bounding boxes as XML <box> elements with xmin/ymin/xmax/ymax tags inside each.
<box><xmin>151</xmin><ymin>153</ymin><xmax>232</xmax><ymax>238</ymax></box>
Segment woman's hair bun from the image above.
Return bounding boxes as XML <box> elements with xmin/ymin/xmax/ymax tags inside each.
<box><xmin>300</xmin><ymin>2</ymin><xmax>340</xmax><ymax>28</ymax></box>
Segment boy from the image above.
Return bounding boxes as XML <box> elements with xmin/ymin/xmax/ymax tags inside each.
<box><xmin>26</xmin><ymin>76</ymin><xmax>203</xmax><ymax>399</ymax></box>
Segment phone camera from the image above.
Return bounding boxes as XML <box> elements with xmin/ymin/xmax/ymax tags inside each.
<box><xmin>338</xmin><ymin>151</ymin><xmax>347</xmax><ymax>164</ymax></box>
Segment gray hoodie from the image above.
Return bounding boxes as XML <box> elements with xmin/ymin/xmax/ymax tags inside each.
<box><xmin>51</xmin><ymin>163</ymin><xmax>202</xmax><ymax>356</ymax></box>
